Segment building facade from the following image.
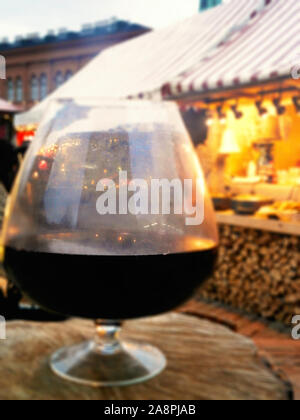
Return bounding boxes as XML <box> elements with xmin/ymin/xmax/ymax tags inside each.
<box><xmin>199</xmin><ymin>0</ymin><xmax>222</xmax><ymax>11</ymax></box>
<box><xmin>0</xmin><ymin>20</ymin><xmax>150</xmax><ymax>110</ymax></box>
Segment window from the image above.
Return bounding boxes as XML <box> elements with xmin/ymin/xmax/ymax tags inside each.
<box><xmin>55</xmin><ymin>71</ymin><xmax>64</xmax><ymax>89</ymax></box>
<box><xmin>65</xmin><ymin>70</ymin><xmax>73</xmax><ymax>82</ymax></box>
<box><xmin>31</xmin><ymin>75</ymin><xmax>39</xmax><ymax>101</ymax></box>
<box><xmin>7</xmin><ymin>78</ymin><xmax>14</xmax><ymax>102</ymax></box>
<box><xmin>40</xmin><ymin>74</ymin><xmax>48</xmax><ymax>100</ymax></box>
<box><xmin>16</xmin><ymin>77</ymin><xmax>23</xmax><ymax>102</ymax></box>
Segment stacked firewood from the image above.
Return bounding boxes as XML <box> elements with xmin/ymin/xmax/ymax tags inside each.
<box><xmin>199</xmin><ymin>224</ymin><xmax>300</xmax><ymax>325</ymax></box>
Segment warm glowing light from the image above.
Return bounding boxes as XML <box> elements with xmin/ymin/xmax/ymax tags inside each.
<box><xmin>38</xmin><ymin>160</ymin><xmax>48</xmax><ymax>171</ymax></box>
<box><xmin>96</xmin><ymin>326</ymin><xmax>106</xmax><ymax>337</ymax></box>
<box><xmin>104</xmin><ymin>169</ymin><xmax>108</xmax><ymax>174</ymax></box>
<box><xmin>219</xmin><ymin>129</ymin><xmax>241</xmax><ymax>154</ymax></box>
<box><xmin>185</xmin><ymin>238</ymin><xmax>216</xmax><ymax>251</ymax></box>
<box><xmin>32</xmin><ymin>171</ymin><xmax>39</xmax><ymax>180</ymax></box>
<box><xmin>0</xmin><ymin>246</ymin><xmax>5</xmax><ymax>263</ymax></box>
<box><xmin>118</xmin><ymin>236</ymin><xmax>123</xmax><ymax>242</ymax></box>
<box><xmin>7</xmin><ymin>226</ymin><xmax>20</xmax><ymax>237</ymax></box>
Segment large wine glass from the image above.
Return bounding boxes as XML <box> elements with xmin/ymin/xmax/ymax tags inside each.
<box><xmin>1</xmin><ymin>99</ymin><xmax>218</xmax><ymax>387</ymax></box>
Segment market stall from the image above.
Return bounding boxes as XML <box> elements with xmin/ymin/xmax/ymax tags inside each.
<box><xmin>162</xmin><ymin>0</ymin><xmax>300</xmax><ymax>324</ymax></box>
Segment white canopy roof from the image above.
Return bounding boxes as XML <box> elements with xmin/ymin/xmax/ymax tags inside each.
<box><xmin>164</xmin><ymin>0</ymin><xmax>300</xmax><ymax>98</ymax></box>
<box><xmin>16</xmin><ymin>0</ymin><xmax>262</xmax><ymax>127</ymax></box>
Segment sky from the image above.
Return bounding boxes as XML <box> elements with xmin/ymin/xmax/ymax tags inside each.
<box><xmin>0</xmin><ymin>0</ymin><xmax>200</xmax><ymax>42</ymax></box>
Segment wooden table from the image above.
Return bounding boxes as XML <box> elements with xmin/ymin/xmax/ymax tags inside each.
<box><xmin>0</xmin><ymin>313</ymin><xmax>292</xmax><ymax>400</ymax></box>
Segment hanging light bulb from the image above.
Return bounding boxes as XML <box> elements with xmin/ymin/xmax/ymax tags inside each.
<box><xmin>292</xmin><ymin>96</ymin><xmax>300</xmax><ymax>114</ymax></box>
<box><xmin>217</xmin><ymin>105</ymin><xmax>227</xmax><ymax>125</ymax></box>
<box><xmin>273</xmin><ymin>98</ymin><xmax>286</xmax><ymax>115</ymax></box>
<box><xmin>205</xmin><ymin>110</ymin><xmax>214</xmax><ymax>126</ymax></box>
<box><xmin>219</xmin><ymin>129</ymin><xmax>241</xmax><ymax>155</ymax></box>
<box><xmin>255</xmin><ymin>100</ymin><xmax>268</xmax><ymax>118</ymax></box>
<box><xmin>231</xmin><ymin>104</ymin><xmax>243</xmax><ymax>119</ymax></box>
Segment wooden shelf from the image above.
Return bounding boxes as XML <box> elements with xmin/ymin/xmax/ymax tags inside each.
<box><xmin>216</xmin><ymin>211</ymin><xmax>300</xmax><ymax>236</ymax></box>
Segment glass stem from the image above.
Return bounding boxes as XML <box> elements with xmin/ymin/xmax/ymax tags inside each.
<box><xmin>94</xmin><ymin>320</ymin><xmax>123</xmax><ymax>355</ymax></box>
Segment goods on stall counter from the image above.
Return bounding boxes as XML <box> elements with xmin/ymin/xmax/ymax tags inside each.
<box><xmin>258</xmin><ymin>201</ymin><xmax>300</xmax><ymax>222</ymax></box>
<box><xmin>231</xmin><ymin>195</ymin><xmax>273</xmax><ymax>215</ymax></box>
<box><xmin>232</xmin><ymin>176</ymin><xmax>261</xmax><ymax>184</ymax></box>
<box><xmin>212</xmin><ymin>194</ymin><xmax>232</xmax><ymax>211</ymax></box>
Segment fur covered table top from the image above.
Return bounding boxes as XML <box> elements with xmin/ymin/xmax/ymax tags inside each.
<box><xmin>0</xmin><ymin>313</ymin><xmax>292</xmax><ymax>400</ymax></box>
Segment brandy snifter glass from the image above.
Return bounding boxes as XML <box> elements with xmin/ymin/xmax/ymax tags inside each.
<box><xmin>2</xmin><ymin>98</ymin><xmax>218</xmax><ymax>387</ymax></box>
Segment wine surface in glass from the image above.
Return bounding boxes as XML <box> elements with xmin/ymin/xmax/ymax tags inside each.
<box><xmin>4</xmin><ymin>232</ymin><xmax>217</xmax><ymax>320</ymax></box>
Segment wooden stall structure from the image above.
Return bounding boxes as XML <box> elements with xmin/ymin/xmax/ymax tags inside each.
<box><xmin>162</xmin><ymin>0</ymin><xmax>300</xmax><ymax>324</ymax></box>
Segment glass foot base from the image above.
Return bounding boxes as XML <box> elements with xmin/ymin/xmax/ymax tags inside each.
<box><xmin>50</xmin><ymin>340</ymin><xmax>167</xmax><ymax>387</ymax></box>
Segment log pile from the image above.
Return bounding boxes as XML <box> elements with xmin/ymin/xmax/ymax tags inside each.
<box><xmin>199</xmin><ymin>224</ymin><xmax>300</xmax><ymax>325</ymax></box>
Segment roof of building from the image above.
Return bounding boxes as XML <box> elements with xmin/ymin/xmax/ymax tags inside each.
<box><xmin>0</xmin><ymin>18</ymin><xmax>150</xmax><ymax>51</ymax></box>
<box><xmin>17</xmin><ymin>0</ymin><xmax>296</xmax><ymax>126</ymax></box>
<box><xmin>0</xmin><ymin>99</ymin><xmax>22</xmax><ymax>113</ymax></box>
<box><xmin>15</xmin><ymin>0</ymin><xmax>263</xmax><ymax>126</ymax></box>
